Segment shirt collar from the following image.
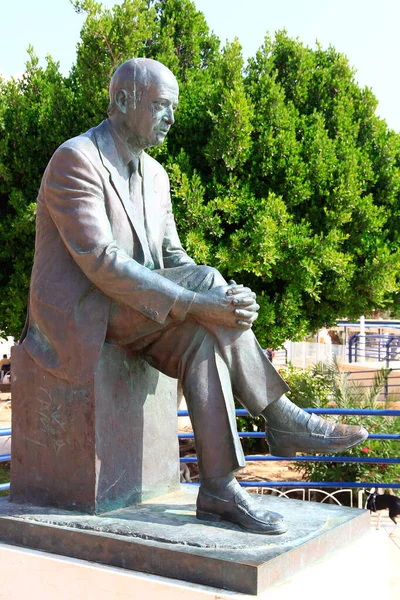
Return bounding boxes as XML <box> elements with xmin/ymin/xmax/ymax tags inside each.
<box><xmin>107</xmin><ymin>119</ymin><xmax>143</xmax><ymax>176</ymax></box>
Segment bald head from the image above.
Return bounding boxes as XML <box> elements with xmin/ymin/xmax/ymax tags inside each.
<box><xmin>108</xmin><ymin>58</ymin><xmax>178</xmax><ymax>116</ymax></box>
<box><xmin>107</xmin><ymin>58</ymin><xmax>179</xmax><ymax>154</ymax></box>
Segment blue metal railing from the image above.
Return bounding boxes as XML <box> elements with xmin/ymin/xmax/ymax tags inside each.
<box><xmin>183</xmin><ymin>481</ymin><xmax>400</xmax><ymax>489</ymax></box>
<box><xmin>180</xmin><ymin>432</ymin><xmax>399</xmax><ymax>440</ymax></box>
<box><xmin>0</xmin><ymin>406</ymin><xmax>399</xmax><ymax>493</ymax></box>
<box><xmin>179</xmin><ymin>408</ymin><xmax>400</xmax><ymax>417</ymax></box>
<box><xmin>181</xmin><ymin>455</ymin><xmax>400</xmax><ymax>464</ymax></box>
<box><xmin>178</xmin><ymin>407</ymin><xmax>400</xmax><ymax>491</ymax></box>
<box><xmin>348</xmin><ymin>333</ymin><xmax>400</xmax><ymax>366</ymax></box>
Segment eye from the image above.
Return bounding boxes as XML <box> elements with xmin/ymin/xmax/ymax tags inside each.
<box><xmin>153</xmin><ymin>100</ymin><xmax>166</xmax><ymax>110</ymax></box>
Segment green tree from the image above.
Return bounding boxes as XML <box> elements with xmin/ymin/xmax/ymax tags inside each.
<box><xmin>240</xmin><ymin>33</ymin><xmax>400</xmax><ymax>346</ymax></box>
<box><xmin>0</xmin><ymin>50</ymin><xmax>76</xmax><ymax>334</ymax></box>
<box><xmin>1</xmin><ymin>1</ymin><xmax>400</xmax><ymax>348</ymax></box>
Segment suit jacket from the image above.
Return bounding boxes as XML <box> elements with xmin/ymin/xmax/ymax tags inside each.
<box><xmin>22</xmin><ymin>119</ymin><xmax>195</xmax><ymax>383</ymax></box>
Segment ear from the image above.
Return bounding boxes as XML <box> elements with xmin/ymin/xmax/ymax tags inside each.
<box><xmin>115</xmin><ymin>89</ymin><xmax>129</xmax><ymax>115</ymax></box>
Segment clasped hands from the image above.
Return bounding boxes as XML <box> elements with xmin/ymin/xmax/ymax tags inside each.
<box><xmin>190</xmin><ymin>279</ymin><xmax>259</xmax><ymax>330</ymax></box>
<box><xmin>225</xmin><ymin>279</ymin><xmax>259</xmax><ymax>329</ymax></box>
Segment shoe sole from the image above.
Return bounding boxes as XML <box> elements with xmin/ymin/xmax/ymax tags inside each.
<box><xmin>196</xmin><ymin>509</ymin><xmax>287</xmax><ymax>535</ymax></box>
<box><xmin>268</xmin><ymin>429</ymin><xmax>369</xmax><ymax>457</ymax></box>
<box><xmin>196</xmin><ymin>509</ymin><xmax>222</xmax><ymax>522</ymax></box>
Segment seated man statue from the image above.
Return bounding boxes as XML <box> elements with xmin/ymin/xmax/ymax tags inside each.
<box><xmin>21</xmin><ymin>58</ymin><xmax>368</xmax><ymax>535</ymax></box>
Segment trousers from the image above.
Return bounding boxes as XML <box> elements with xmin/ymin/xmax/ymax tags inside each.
<box><xmin>106</xmin><ymin>265</ymin><xmax>289</xmax><ymax>478</ymax></box>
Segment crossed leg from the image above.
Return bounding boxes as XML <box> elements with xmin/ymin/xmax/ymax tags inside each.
<box><xmin>107</xmin><ymin>264</ymin><xmax>287</xmax><ymax>479</ymax></box>
<box><xmin>106</xmin><ymin>264</ymin><xmax>367</xmax><ymax>534</ymax></box>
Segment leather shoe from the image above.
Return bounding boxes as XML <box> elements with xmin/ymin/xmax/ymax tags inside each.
<box><xmin>264</xmin><ymin>395</ymin><xmax>368</xmax><ymax>456</ymax></box>
<box><xmin>196</xmin><ymin>487</ymin><xmax>287</xmax><ymax>535</ymax></box>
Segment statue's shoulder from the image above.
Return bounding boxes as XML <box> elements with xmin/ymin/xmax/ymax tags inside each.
<box><xmin>53</xmin><ymin>121</ymin><xmax>109</xmax><ymax>165</ymax></box>
<box><xmin>143</xmin><ymin>152</ymin><xmax>168</xmax><ymax>180</ymax></box>
<box><xmin>56</xmin><ymin>125</ymin><xmax>100</xmax><ymax>154</ymax></box>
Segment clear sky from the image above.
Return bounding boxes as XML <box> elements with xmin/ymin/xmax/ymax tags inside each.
<box><xmin>1</xmin><ymin>0</ymin><xmax>400</xmax><ymax>130</ymax></box>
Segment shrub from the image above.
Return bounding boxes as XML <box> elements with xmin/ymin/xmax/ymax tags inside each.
<box><xmin>287</xmin><ymin>360</ymin><xmax>400</xmax><ymax>486</ymax></box>
<box><xmin>236</xmin><ymin>359</ymin><xmax>399</xmax><ymax>489</ymax></box>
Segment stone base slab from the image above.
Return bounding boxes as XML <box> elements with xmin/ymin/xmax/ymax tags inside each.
<box><xmin>0</xmin><ymin>486</ymin><xmax>369</xmax><ymax>595</ymax></box>
<box><xmin>0</xmin><ymin>529</ymin><xmax>395</xmax><ymax>600</ymax></box>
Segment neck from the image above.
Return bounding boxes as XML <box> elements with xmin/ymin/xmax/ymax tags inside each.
<box><xmin>109</xmin><ymin>117</ymin><xmax>144</xmax><ymax>157</ymax></box>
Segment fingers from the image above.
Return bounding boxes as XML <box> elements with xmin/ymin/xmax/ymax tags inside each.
<box><xmin>234</xmin><ymin>308</ymin><xmax>259</xmax><ymax>320</ymax></box>
<box><xmin>232</xmin><ymin>295</ymin><xmax>257</xmax><ymax>306</ymax></box>
<box><xmin>227</xmin><ymin>288</ymin><xmax>256</xmax><ymax>299</ymax></box>
<box><xmin>236</xmin><ymin>320</ymin><xmax>255</xmax><ymax>329</ymax></box>
<box><xmin>226</xmin><ymin>282</ymin><xmax>256</xmax><ymax>298</ymax></box>
<box><xmin>226</xmin><ymin>284</ymin><xmax>243</xmax><ymax>296</ymax></box>
<box><xmin>235</xmin><ymin>308</ymin><xmax>259</xmax><ymax>329</ymax></box>
<box><xmin>231</xmin><ymin>287</ymin><xmax>253</xmax><ymax>296</ymax></box>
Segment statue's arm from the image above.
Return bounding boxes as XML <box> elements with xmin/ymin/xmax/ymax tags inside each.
<box><xmin>161</xmin><ymin>170</ymin><xmax>195</xmax><ymax>268</ymax></box>
<box><xmin>43</xmin><ymin>144</ymin><xmax>195</xmax><ymax>323</ymax></box>
<box><xmin>162</xmin><ymin>202</ymin><xmax>196</xmax><ymax>268</ymax></box>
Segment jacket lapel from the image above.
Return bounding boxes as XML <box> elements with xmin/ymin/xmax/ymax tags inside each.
<box><xmin>142</xmin><ymin>154</ymin><xmax>163</xmax><ymax>269</ymax></box>
<box><xmin>94</xmin><ymin>121</ymin><xmax>137</xmax><ymax>234</ymax></box>
<box><xmin>94</xmin><ymin>121</ymin><xmax>162</xmax><ymax>269</ymax></box>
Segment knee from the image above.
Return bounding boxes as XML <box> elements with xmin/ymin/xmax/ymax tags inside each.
<box><xmin>197</xmin><ymin>266</ymin><xmax>227</xmax><ymax>290</ymax></box>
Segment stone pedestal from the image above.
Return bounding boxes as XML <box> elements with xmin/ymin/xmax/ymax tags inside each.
<box><xmin>1</xmin><ymin>525</ymin><xmax>392</xmax><ymax>600</ymax></box>
<box><xmin>10</xmin><ymin>345</ymin><xmax>179</xmax><ymax>514</ymax></box>
<box><xmin>0</xmin><ymin>486</ymin><xmax>370</xmax><ymax>595</ymax></box>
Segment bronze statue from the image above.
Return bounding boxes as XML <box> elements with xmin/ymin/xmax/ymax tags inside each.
<box><xmin>21</xmin><ymin>58</ymin><xmax>368</xmax><ymax>535</ymax></box>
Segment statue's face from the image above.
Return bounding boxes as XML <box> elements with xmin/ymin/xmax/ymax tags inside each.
<box><xmin>123</xmin><ymin>72</ymin><xmax>179</xmax><ymax>151</ymax></box>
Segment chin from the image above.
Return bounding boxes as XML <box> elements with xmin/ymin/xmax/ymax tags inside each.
<box><xmin>154</xmin><ymin>136</ymin><xmax>166</xmax><ymax>146</ymax></box>
<box><xmin>154</xmin><ymin>129</ymin><xmax>168</xmax><ymax>141</ymax></box>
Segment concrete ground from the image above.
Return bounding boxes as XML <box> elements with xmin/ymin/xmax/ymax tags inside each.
<box><xmin>366</xmin><ymin>513</ymin><xmax>400</xmax><ymax>598</ymax></box>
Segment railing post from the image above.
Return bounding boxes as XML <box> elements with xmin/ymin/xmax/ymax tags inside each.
<box><xmin>358</xmin><ymin>316</ymin><xmax>365</xmax><ymax>362</ymax></box>
<box><xmin>384</xmin><ymin>373</ymin><xmax>389</xmax><ymax>402</ymax></box>
<box><xmin>348</xmin><ymin>334</ymin><xmax>359</xmax><ymax>364</ymax></box>
<box><xmin>385</xmin><ymin>335</ymin><xmax>395</xmax><ymax>368</ymax></box>
<box><xmin>285</xmin><ymin>340</ymin><xmax>292</xmax><ymax>363</ymax></box>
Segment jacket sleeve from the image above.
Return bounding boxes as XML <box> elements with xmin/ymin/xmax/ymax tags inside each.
<box><xmin>44</xmin><ymin>143</ymin><xmax>195</xmax><ymax>324</ymax></box>
<box><xmin>157</xmin><ymin>168</ymin><xmax>195</xmax><ymax>269</ymax></box>
<box><xmin>162</xmin><ymin>204</ymin><xmax>196</xmax><ymax>268</ymax></box>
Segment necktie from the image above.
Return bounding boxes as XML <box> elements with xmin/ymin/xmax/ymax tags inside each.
<box><xmin>129</xmin><ymin>159</ymin><xmax>153</xmax><ymax>269</ymax></box>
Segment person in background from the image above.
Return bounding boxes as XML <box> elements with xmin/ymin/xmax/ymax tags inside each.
<box><xmin>0</xmin><ymin>354</ymin><xmax>10</xmax><ymax>382</ymax></box>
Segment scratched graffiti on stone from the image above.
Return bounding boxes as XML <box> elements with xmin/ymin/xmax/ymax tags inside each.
<box><xmin>37</xmin><ymin>387</ymin><xmax>68</xmax><ymax>455</ymax></box>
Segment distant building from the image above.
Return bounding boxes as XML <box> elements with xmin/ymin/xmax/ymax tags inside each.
<box><xmin>0</xmin><ymin>337</ymin><xmax>14</xmax><ymax>357</ymax></box>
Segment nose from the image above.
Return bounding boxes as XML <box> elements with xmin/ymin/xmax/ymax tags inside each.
<box><xmin>163</xmin><ymin>106</ymin><xmax>174</xmax><ymax>125</ymax></box>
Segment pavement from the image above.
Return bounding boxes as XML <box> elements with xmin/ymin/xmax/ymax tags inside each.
<box><xmin>368</xmin><ymin>513</ymin><xmax>400</xmax><ymax>598</ymax></box>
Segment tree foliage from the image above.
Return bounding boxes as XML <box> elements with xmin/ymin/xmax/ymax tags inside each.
<box><xmin>1</xmin><ymin>0</ymin><xmax>400</xmax><ymax>346</ymax></box>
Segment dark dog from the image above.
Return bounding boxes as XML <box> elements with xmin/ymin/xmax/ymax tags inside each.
<box><xmin>366</xmin><ymin>490</ymin><xmax>400</xmax><ymax>533</ymax></box>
